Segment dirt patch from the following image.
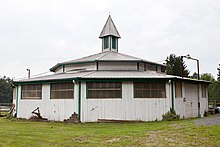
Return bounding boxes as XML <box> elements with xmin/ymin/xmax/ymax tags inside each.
<box><xmin>193</xmin><ymin>114</ymin><xmax>220</xmax><ymax>126</ymax></box>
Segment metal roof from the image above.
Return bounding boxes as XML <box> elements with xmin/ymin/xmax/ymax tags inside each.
<box><xmin>15</xmin><ymin>70</ymin><xmax>210</xmax><ymax>84</ymax></box>
<box><xmin>50</xmin><ymin>51</ymin><xmax>166</xmax><ymax>71</ymax></box>
<box><xmin>99</xmin><ymin>15</ymin><xmax>120</xmax><ymax>38</ymax></box>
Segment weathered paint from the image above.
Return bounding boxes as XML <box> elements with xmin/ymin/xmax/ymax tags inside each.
<box><xmin>64</xmin><ymin>63</ymin><xmax>96</xmax><ymax>72</ymax></box>
<box><xmin>80</xmin><ymin>82</ymin><xmax>171</xmax><ymax>122</ymax></box>
<box><xmin>98</xmin><ymin>62</ymin><xmax>138</xmax><ymax>71</ymax></box>
<box><xmin>16</xmin><ymin>84</ymin><xmax>78</xmax><ymax>121</ymax></box>
<box><xmin>174</xmin><ymin>82</ymin><xmax>208</xmax><ymax>118</ymax></box>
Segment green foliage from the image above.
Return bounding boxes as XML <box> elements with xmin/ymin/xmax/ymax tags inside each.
<box><xmin>0</xmin><ymin>76</ymin><xmax>13</xmax><ymax>103</ymax></box>
<box><xmin>218</xmin><ymin>64</ymin><xmax>220</xmax><ymax>82</ymax></box>
<box><xmin>200</xmin><ymin>73</ymin><xmax>220</xmax><ymax>100</ymax></box>
<box><xmin>165</xmin><ymin>54</ymin><xmax>190</xmax><ymax>77</ymax></box>
<box><xmin>190</xmin><ymin>72</ymin><xmax>199</xmax><ymax>79</ymax></box>
<box><xmin>162</xmin><ymin>108</ymin><xmax>180</xmax><ymax>121</ymax></box>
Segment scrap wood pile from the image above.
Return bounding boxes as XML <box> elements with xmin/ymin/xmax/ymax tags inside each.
<box><xmin>29</xmin><ymin>107</ymin><xmax>48</xmax><ymax>121</ymax></box>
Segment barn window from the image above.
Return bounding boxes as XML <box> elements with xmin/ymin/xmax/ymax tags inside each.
<box><xmin>202</xmin><ymin>84</ymin><xmax>207</xmax><ymax>98</ymax></box>
<box><xmin>50</xmin><ymin>82</ymin><xmax>74</xmax><ymax>99</ymax></box>
<box><xmin>175</xmin><ymin>82</ymin><xmax>182</xmax><ymax>98</ymax></box>
<box><xmin>87</xmin><ymin>82</ymin><xmax>122</xmax><ymax>99</ymax></box>
<box><xmin>21</xmin><ymin>84</ymin><xmax>42</xmax><ymax>99</ymax></box>
<box><xmin>134</xmin><ymin>82</ymin><xmax>166</xmax><ymax>98</ymax></box>
<box><xmin>144</xmin><ymin>64</ymin><xmax>157</xmax><ymax>71</ymax></box>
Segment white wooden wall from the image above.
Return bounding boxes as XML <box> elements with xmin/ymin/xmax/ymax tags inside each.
<box><xmin>80</xmin><ymin>82</ymin><xmax>172</xmax><ymax>122</ymax></box>
<box><xmin>98</xmin><ymin>62</ymin><xmax>138</xmax><ymax>70</ymax></box>
<box><xmin>16</xmin><ymin>84</ymin><xmax>78</xmax><ymax>121</ymax></box>
<box><xmin>175</xmin><ymin>83</ymin><xmax>208</xmax><ymax>118</ymax></box>
<box><xmin>14</xmin><ymin>81</ymin><xmax>208</xmax><ymax>122</ymax></box>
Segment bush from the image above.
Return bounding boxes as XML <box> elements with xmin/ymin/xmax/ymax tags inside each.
<box><xmin>162</xmin><ymin>108</ymin><xmax>180</xmax><ymax>121</ymax></box>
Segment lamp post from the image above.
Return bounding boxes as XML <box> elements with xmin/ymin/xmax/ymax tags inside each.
<box><xmin>27</xmin><ymin>69</ymin><xmax>30</xmax><ymax>79</ymax></box>
<box><xmin>181</xmin><ymin>54</ymin><xmax>200</xmax><ymax>117</ymax></box>
<box><xmin>181</xmin><ymin>54</ymin><xmax>200</xmax><ymax>80</ymax></box>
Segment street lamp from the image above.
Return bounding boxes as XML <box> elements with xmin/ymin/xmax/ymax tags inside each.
<box><xmin>181</xmin><ymin>54</ymin><xmax>200</xmax><ymax>80</ymax></box>
<box><xmin>26</xmin><ymin>69</ymin><xmax>30</xmax><ymax>79</ymax></box>
<box><xmin>181</xmin><ymin>54</ymin><xmax>200</xmax><ymax>117</ymax></box>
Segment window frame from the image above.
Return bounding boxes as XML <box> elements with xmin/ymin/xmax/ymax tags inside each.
<box><xmin>21</xmin><ymin>84</ymin><xmax>42</xmax><ymax>100</ymax></box>
<box><xmin>133</xmin><ymin>82</ymin><xmax>166</xmax><ymax>98</ymax></box>
<box><xmin>86</xmin><ymin>82</ymin><xmax>122</xmax><ymax>99</ymax></box>
<box><xmin>201</xmin><ymin>84</ymin><xmax>207</xmax><ymax>98</ymax></box>
<box><xmin>112</xmin><ymin>36</ymin><xmax>116</xmax><ymax>49</ymax></box>
<box><xmin>175</xmin><ymin>82</ymin><xmax>182</xmax><ymax>98</ymax></box>
<box><xmin>50</xmin><ymin>82</ymin><xmax>74</xmax><ymax>99</ymax></box>
<box><xmin>103</xmin><ymin>37</ymin><xmax>109</xmax><ymax>49</ymax></box>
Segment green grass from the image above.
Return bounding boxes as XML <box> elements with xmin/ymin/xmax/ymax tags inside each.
<box><xmin>0</xmin><ymin>118</ymin><xmax>219</xmax><ymax>147</ymax></box>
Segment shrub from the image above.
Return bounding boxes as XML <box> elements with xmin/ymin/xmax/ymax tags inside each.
<box><xmin>162</xmin><ymin>108</ymin><xmax>180</xmax><ymax>121</ymax></box>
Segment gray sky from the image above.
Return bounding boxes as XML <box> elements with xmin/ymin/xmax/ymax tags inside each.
<box><xmin>1</xmin><ymin>0</ymin><xmax>220</xmax><ymax>80</ymax></box>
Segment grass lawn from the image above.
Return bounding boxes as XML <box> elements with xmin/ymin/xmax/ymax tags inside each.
<box><xmin>0</xmin><ymin>117</ymin><xmax>219</xmax><ymax>147</ymax></box>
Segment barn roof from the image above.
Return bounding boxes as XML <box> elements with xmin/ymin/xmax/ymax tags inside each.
<box><xmin>15</xmin><ymin>70</ymin><xmax>210</xmax><ymax>84</ymax></box>
<box><xmin>50</xmin><ymin>51</ymin><xmax>166</xmax><ymax>72</ymax></box>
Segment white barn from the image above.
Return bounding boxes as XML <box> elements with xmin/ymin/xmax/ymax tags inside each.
<box><xmin>13</xmin><ymin>16</ymin><xmax>209</xmax><ymax>122</ymax></box>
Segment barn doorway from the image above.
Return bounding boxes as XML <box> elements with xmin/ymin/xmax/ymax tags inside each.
<box><xmin>185</xmin><ymin>83</ymin><xmax>198</xmax><ymax>118</ymax></box>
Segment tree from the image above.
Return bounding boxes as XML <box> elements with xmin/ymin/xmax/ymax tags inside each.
<box><xmin>200</xmin><ymin>73</ymin><xmax>218</xmax><ymax>100</ymax></box>
<box><xmin>0</xmin><ymin>76</ymin><xmax>13</xmax><ymax>103</ymax></box>
<box><xmin>191</xmin><ymin>72</ymin><xmax>198</xmax><ymax>79</ymax></box>
<box><xmin>218</xmin><ymin>64</ymin><xmax>220</xmax><ymax>82</ymax></box>
<box><xmin>165</xmin><ymin>54</ymin><xmax>190</xmax><ymax>77</ymax></box>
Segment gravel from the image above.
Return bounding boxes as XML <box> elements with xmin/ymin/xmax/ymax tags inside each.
<box><xmin>193</xmin><ymin>114</ymin><xmax>220</xmax><ymax>126</ymax></box>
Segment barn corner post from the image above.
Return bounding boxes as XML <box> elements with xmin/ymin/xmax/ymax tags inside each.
<box><xmin>77</xmin><ymin>80</ymin><xmax>81</xmax><ymax>122</ymax></box>
<box><xmin>15</xmin><ymin>85</ymin><xmax>19</xmax><ymax>117</ymax></box>
<box><xmin>171</xmin><ymin>80</ymin><xmax>175</xmax><ymax>112</ymax></box>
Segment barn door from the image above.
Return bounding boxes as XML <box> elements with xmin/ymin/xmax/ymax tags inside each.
<box><xmin>184</xmin><ymin>83</ymin><xmax>198</xmax><ymax>118</ymax></box>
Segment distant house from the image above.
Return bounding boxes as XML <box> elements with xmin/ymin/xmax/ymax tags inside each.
<box><xmin>13</xmin><ymin>16</ymin><xmax>209</xmax><ymax>122</ymax></box>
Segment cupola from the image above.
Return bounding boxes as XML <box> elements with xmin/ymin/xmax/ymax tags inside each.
<box><xmin>99</xmin><ymin>15</ymin><xmax>120</xmax><ymax>52</ymax></box>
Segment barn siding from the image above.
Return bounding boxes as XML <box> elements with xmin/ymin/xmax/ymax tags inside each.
<box><xmin>64</xmin><ymin>63</ymin><xmax>96</xmax><ymax>72</ymax></box>
<box><xmin>175</xmin><ymin>83</ymin><xmax>208</xmax><ymax>118</ymax></box>
<box><xmin>98</xmin><ymin>62</ymin><xmax>138</xmax><ymax>70</ymax></box>
<box><xmin>17</xmin><ymin>84</ymin><xmax>78</xmax><ymax>121</ymax></box>
<box><xmin>80</xmin><ymin>82</ymin><xmax>171</xmax><ymax>122</ymax></box>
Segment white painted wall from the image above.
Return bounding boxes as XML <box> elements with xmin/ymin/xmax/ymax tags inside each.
<box><xmin>175</xmin><ymin>82</ymin><xmax>208</xmax><ymax>118</ymax></box>
<box><xmin>80</xmin><ymin>82</ymin><xmax>172</xmax><ymax>122</ymax></box>
<box><xmin>98</xmin><ymin>62</ymin><xmax>137</xmax><ymax>70</ymax></box>
<box><xmin>15</xmin><ymin>81</ymin><xmax>207</xmax><ymax>122</ymax></box>
<box><xmin>65</xmin><ymin>63</ymin><xmax>96</xmax><ymax>72</ymax></box>
<box><xmin>16</xmin><ymin>84</ymin><xmax>78</xmax><ymax>121</ymax></box>
<box><xmin>54</xmin><ymin>66</ymin><xmax>63</xmax><ymax>73</ymax></box>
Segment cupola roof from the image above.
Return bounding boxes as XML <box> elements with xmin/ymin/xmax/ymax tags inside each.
<box><xmin>99</xmin><ymin>15</ymin><xmax>120</xmax><ymax>38</ymax></box>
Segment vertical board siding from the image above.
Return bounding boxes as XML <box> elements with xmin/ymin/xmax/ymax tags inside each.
<box><xmin>81</xmin><ymin>82</ymin><xmax>171</xmax><ymax>122</ymax></box>
<box><xmin>98</xmin><ymin>62</ymin><xmax>138</xmax><ymax>70</ymax></box>
<box><xmin>65</xmin><ymin>63</ymin><xmax>96</xmax><ymax>72</ymax></box>
<box><xmin>17</xmin><ymin>84</ymin><xmax>78</xmax><ymax>121</ymax></box>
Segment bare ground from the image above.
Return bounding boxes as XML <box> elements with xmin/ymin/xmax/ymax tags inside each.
<box><xmin>193</xmin><ymin>114</ymin><xmax>220</xmax><ymax>126</ymax></box>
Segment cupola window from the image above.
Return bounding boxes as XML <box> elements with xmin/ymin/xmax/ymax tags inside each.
<box><xmin>104</xmin><ymin>37</ymin><xmax>109</xmax><ymax>49</ymax></box>
<box><xmin>112</xmin><ymin>36</ymin><xmax>116</xmax><ymax>49</ymax></box>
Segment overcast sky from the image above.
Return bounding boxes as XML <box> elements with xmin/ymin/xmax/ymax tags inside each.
<box><xmin>1</xmin><ymin>0</ymin><xmax>220</xmax><ymax>80</ymax></box>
